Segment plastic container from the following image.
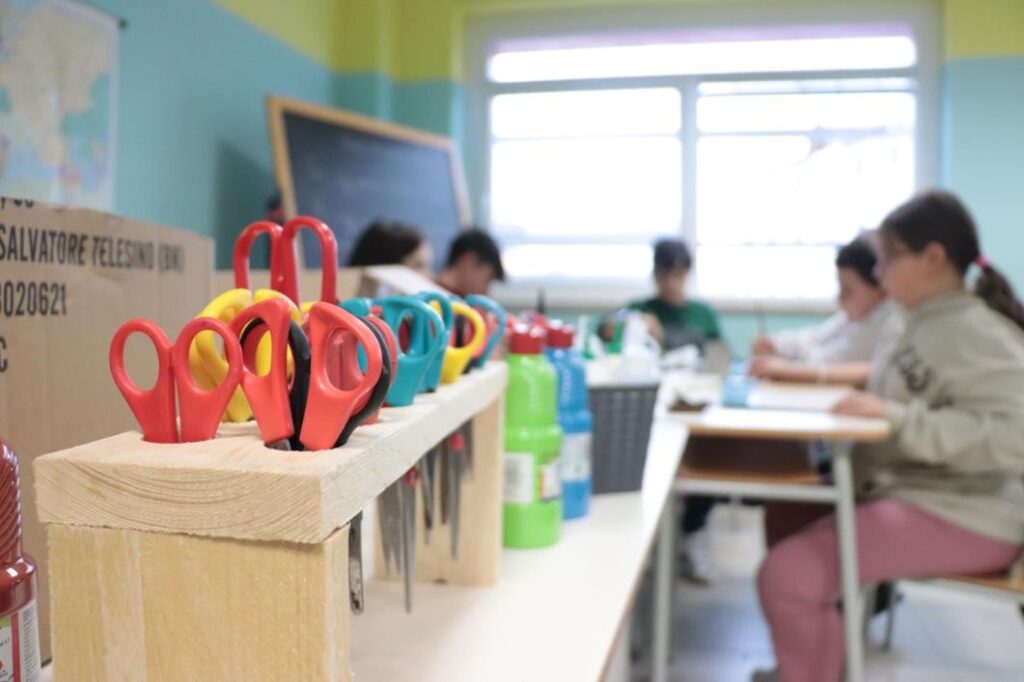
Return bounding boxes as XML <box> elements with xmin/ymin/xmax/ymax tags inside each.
<box><xmin>588</xmin><ymin>380</ymin><xmax>659</xmax><ymax>494</ymax></box>
<box><xmin>0</xmin><ymin>437</ymin><xmax>40</xmax><ymax>681</ymax></box>
<box><xmin>545</xmin><ymin>323</ymin><xmax>593</xmax><ymax>520</ymax></box>
<box><xmin>503</xmin><ymin>325</ymin><xmax>563</xmax><ymax>548</ymax></box>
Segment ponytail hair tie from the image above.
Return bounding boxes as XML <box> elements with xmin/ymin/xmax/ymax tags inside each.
<box><xmin>975</xmin><ymin>254</ymin><xmax>992</xmax><ymax>269</ymax></box>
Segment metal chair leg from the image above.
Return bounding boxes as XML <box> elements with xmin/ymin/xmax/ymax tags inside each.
<box><xmin>883</xmin><ymin>582</ymin><xmax>899</xmax><ymax>651</ymax></box>
<box><xmin>862</xmin><ymin>584</ymin><xmax>877</xmax><ymax>643</ymax></box>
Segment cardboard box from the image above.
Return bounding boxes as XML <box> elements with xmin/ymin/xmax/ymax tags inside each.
<box><xmin>0</xmin><ymin>197</ymin><xmax>212</xmax><ymax>660</ymax></box>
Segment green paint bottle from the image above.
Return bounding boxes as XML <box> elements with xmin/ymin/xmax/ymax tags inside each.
<box><xmin>503</xmin><ymin>324</ymin><xmax>563</xmax><ymax>548</ymax></box>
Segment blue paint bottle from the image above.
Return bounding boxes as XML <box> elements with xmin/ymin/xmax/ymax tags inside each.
<box><xmin>545</xmin><ymin>323</ymin><xmax>593</xmax><ymax>520</ymax></box>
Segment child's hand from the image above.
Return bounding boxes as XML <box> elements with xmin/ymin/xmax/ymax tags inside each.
<box><xmin>751</xmin><ymin>335</ymin><xmax>777</xmax><ymax>356</ymax></box>
<box><xmin>642</xmin><ymin>313</ymin><xmax>664</xmax><ymax>342</ymax></box>
<box><xmin>832</xmin><ymin>391</ymin><xmax>887</xmax><ymax>418</ymax></box>
<box><xmin>748</xmin><ymin>356</ymin><xmax>794</xmax><ymax>380</ymax></box>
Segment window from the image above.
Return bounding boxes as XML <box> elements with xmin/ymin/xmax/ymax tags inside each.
<box><xmin>695</xmin><ymin>79</ymin><xmax>916</xmax><ymax>299</ymax></box>
<box><xmin>491</xmin><ymin>88</ymin><xmax>681</xmax><ymax>280</ymax></box>
<box><xmin>470</xmin><ymin>10</ymin><xmax>938</xmax><ymax>303</ymax></box>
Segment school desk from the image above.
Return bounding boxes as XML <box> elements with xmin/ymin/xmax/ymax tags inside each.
<box><xmin>672</xmin><ymin>378</ymin><xmax>891</xmax><ymax>682</ymax></box>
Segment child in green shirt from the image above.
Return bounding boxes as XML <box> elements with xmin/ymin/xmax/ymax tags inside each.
<box><xmin>605</xmin><ymin>238</ymin><xmax>725</xmax><ymax>583</ymax></box>
<box><xmin>602</xmin><ymin>239</ymin><xmax>724</xmax><ymax>353</ymax></box>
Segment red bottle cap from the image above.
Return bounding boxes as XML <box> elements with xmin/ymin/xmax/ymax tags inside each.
<box><xmin>546</xmin><ymin>322</ymin><xmax>575</xmax><ymax>349</ymax></box>
<box><xmin>509</xmin><ymin>323</ymin><xmax>546</xmax><ymax>355</ymax></box>
<box><xmin>0</xmin><ymin>438</ymin><xmax>23</xmax><ymax>565</ymax></box>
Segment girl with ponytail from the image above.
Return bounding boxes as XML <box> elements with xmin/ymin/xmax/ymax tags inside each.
<box><xmin>752</xmin><ymin>191</ymin><xmax>1024</xmax><ymax>682</ymax></box>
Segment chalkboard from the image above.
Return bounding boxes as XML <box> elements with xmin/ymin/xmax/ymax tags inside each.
<box><xmin>267</xmin><ymin>96</ymin><xmax>469</xmax><ymax>270</ymax></box>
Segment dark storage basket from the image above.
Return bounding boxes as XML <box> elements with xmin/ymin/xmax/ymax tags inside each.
<box><xmin>588</xmin><ymin>380</ymin><xmax>660</xmax><ymax>494</ymax></box>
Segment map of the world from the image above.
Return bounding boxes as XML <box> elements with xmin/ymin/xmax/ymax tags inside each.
<box><xmin>0</xmin><ymin>0</ymin><xmax>117</xmax><ymax>209</ymax></box>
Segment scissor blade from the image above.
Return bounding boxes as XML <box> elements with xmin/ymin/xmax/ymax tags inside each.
<box><xmin>348</xmin><ymin>511</ymin><xmax>364</xmax><ymax>614</ymax></box>
<box><xmin>463</xmin><ymin>420</ymin><xmax>475</xmax><ymax>480</ymax></box>
<box><xmin>419</xmin><ymin>454</ymin><xmax>434</xmax><ymax>545</ymax></box>
<box><xmin>377</xmin><ymin>485</ymin><xmax>396</xmax><ymax>575</ymax></box>
<box><xmin>449</xmin><ymin>446</ymin><xmax>461</xmax><ymax>561</ymax></box>
<box><xmin>400</xmin><ymin>478</ymin><xmax>415</xmax><ymax>613</ymax></box>
<box><xmin>439</xmin><ymin>438</ymin><xmax>451</xmax><ymax>526</ymax></box>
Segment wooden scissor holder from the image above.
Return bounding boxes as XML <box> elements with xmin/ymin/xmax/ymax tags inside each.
<box><xmin>34</xmin><ymin>362</ymin><xmax>507</xmax><ymax>681</ymax></box>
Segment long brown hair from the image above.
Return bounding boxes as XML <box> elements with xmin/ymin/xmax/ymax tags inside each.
<box><xmin>880</xmin><ymin>190</ymin><xmax>1024</xmax><ymax>331</ymax></box>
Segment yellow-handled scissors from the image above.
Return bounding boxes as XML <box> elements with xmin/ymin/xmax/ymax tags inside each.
<box><xmin>190</xmin><ymin>288</ymin><xmax>301</xmax><ymax>422</ymax></box>
<box><xmin>440</xmin><ymin>301</ymin><xmax>486</xmax><ymax>384</ymax></box>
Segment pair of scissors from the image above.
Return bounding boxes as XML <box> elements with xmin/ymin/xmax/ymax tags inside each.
<box><xmin>466</xmin><ymin>294</ymin><xmax>507</xmax><ymax>369</ymax></box>
<box><xmin>416</xmin><ymin>292</ymin><xmax>454</xmax><ymax>393</ymax></box>
<box><xmin>110</xmin><ymin>318</ymin><xmax>242</xmax><ymax>443</ymax></box>
<box><xmin>440</xmin><ymin>300</ymin><xmax>486</xmax><ymax>384</ymax></box>
<box><xmin>233</xmin><ymin>298</ymin><xmax>385</xmax><ymax>451</ymax></box>
<box><xmin>189</xmin><ymin>288</ymin><xmax>301</xmax><ymax>423</ymax></box>
<box><xmin>190</xmin><ymin>215</ymin><xmax>335</xmax><ymax>423</ymax></box>
<box><xmin>373</xmin><ymin>296</ymin><xmax>446</xmax><ymax>406</ymax></box>
<box><xmin>233</xmin><ymin>216</ymin><xmax>337</xmax><ymax>309</ymax></box>
<box><xmin>340</xmin><ymin>298</ymin><xmax>398</xmax><ymax>425</ymax></box>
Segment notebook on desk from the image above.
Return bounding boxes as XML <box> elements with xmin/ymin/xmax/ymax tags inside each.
<box><xmin>724</xmin><ymin>378</ymin><xmax>848</xmax><ymax>412</ymax></box>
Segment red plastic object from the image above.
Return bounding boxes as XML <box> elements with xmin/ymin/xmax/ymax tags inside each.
<box><xmin>545</xmin><ymin>322</ymin><xmax>575</xmax><ymax>349</ymax></box>
<box><xmin>231</xmin><ymin>298</ymin><xmax>296</xmax><ymax>445</ymax></box>
<box><xmin>509</xmin><ymin>323</ymin><xmax>546</xmax><ymax>355</ymax></box>
<box><xmin>109</xmin><ymin>320</ymin><xmax>176</xmax><ymax>443</ymax></box>
<box><xmin>232</xmin><ymin>217</ymin><xmax>339</xmax><ymax>307</ymax></box>
<box><xmin>233</xmin><ymin>220</ymin><xmax>283</xmax><ymax>292</ymax></box>
<box><xmin>519</xmin><ymin>311</ymin><xmax>550</xmax><ymax>328</ymax></box>
<box><xmin>300</xmin><ymin>303</ymin><xmax>383</xmax><ymax>451</ymax></box>
<box><xmin>0</xmin><ymin>438</ymin><xmax>38</xmax><ymax>661</ymax></box>
<box><xmin>279</xmin><ymin>216</ymin><xmax>338</xmax><ymax>305</ymax></box>
<box><xmin>171</xmin><ymin>318</ymin><xmax>244</xmax><ymax>442</ymax></box>
<box><xmin>109</xmin><ymin>317</ymin><xmax>242</xmax><ymax>443</ymax></box>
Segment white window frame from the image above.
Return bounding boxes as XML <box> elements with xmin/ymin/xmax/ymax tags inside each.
<box><xmin>464</xmin><ymin>0</ymin><xmax>941</xmax><ymax>312</ymax></box>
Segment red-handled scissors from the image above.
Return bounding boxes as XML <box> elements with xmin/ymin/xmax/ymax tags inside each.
<box><xmin>109</xmin><ymin>318</ymin><xmax>243</xmax><ymax>443</ymax></box>
<box><xmin>232</xmin><ymin>298</ymin><xmax>385</xmax><ymax>451</ymax></box>
<box><xmin>233</xmin><ymin>216</ymin><xmax>338</xmax><ymax>308</ymax></box>
<box><xmin>302</xmin><ymin>303</ymin><xmax>385</xmax><ymax>450</ymax></box>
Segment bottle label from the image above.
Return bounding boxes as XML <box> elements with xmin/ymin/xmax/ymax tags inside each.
<box><xmin>504</xmin><ymin>452</ymin><xmax>562</xmax><ymax>505</ymax></box>
<box><xmin>503</xmin><ymin>452</ymin><xmax>535</xmax><ymax>505</ymax></box>
<box><xmin>539</xmin><ymin>459</ymin><xmax>561</xmax><ymax>502</ymax></box>
<box><xmin>0</xmin><ymin>599</ymin><xmax>40</xmax><ymax>682</ymax></box>
<box><xmin>559</xmin><ymin>433</ymin><xmax>592</xmax><ymax>483</ymax></box>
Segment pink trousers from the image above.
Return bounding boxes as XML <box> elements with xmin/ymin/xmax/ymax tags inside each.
<box><xmin>757</xmin><ymin>498</ymin><xmax>1021</xmax><ymax>682</ymax></box>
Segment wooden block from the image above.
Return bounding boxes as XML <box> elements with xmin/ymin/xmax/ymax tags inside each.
<box><xmin>34</xmin><ymin>363</ymin><xmax>507</xmax><ymax>544</ymax></box>
<box><xmin>49</xmin><ymin>524</ymin><xmax>351</xmax><ymax>681</ymax></box>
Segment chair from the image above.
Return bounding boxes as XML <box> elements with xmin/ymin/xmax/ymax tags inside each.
<box><xmin>879</xmin><ymin>559</ymin><xmax>1024</xmax><ymax>649</ymax></box>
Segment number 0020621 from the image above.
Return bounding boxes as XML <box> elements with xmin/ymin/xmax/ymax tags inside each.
<box><xmin>0</xmin><ymin>281</ymin><xmax>67</xmax><ymax>320</ymax></box>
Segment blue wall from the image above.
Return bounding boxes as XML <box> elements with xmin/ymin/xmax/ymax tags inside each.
<box><xmin>89</xmin><ymin>1</ymin><xmax>1024</xmax><ymax>307</ymax></box>
<box><xmin>943</xmin><ymin>56</ymin><xmax>1024</xmax><ymax>291</ymax></box>
<box><xmin>93</xmin><ymin>0</ymin><xmax>344</xmax><ymax>267</ymax></box>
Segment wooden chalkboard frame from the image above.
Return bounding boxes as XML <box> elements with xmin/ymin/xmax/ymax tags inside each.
<box><xmin>266</xmin><ymin>95</ymin><xmax>471</xmax><ymax>243</ymax></box>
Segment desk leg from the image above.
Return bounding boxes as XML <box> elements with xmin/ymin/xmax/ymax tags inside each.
<box><xmin>833</xmin><ymin>444</ymin><xmax>864</xmax><ymax>682</ymax></box>
<box><xmin>652</xmin><ymin>493</ymin><xmax>675</xmax><ymax>682</ymax></box>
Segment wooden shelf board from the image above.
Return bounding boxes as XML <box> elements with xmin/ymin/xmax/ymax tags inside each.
<box><xmin>34</xmin><ymin>362</ymin><xmax>507</xmax><ymax>544</ymax></box>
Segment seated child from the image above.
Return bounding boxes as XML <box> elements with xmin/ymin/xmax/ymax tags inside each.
<box><xmin>603</xmin><ymin>238</ymin><xmax>726</xmax><ymax>583</ymax></box>
<box><xmin>753</xmin><ymin>190</ymin><xmax>1024</xmax><ymax>682</ymax></box>
<box><xmin>749</xmin><ymin>236</ymin><xmax>902</xmax><ymax>386</ymax></box>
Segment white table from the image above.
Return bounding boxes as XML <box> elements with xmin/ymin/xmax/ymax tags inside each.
<box><xmin>672</xmin><ymin>380</ymin><xmax>890</xmax><ymax>682</ymax></box>
<box><xmin>350</xmin><ymin>415</ymin><xmax>688</xmax><ymax>682</ymax></box>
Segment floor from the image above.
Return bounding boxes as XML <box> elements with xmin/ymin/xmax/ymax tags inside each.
<box><xmin>648</xmin><ymin>503</ymin><xmax>1024</xmax><ymax>682</ymax></box>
